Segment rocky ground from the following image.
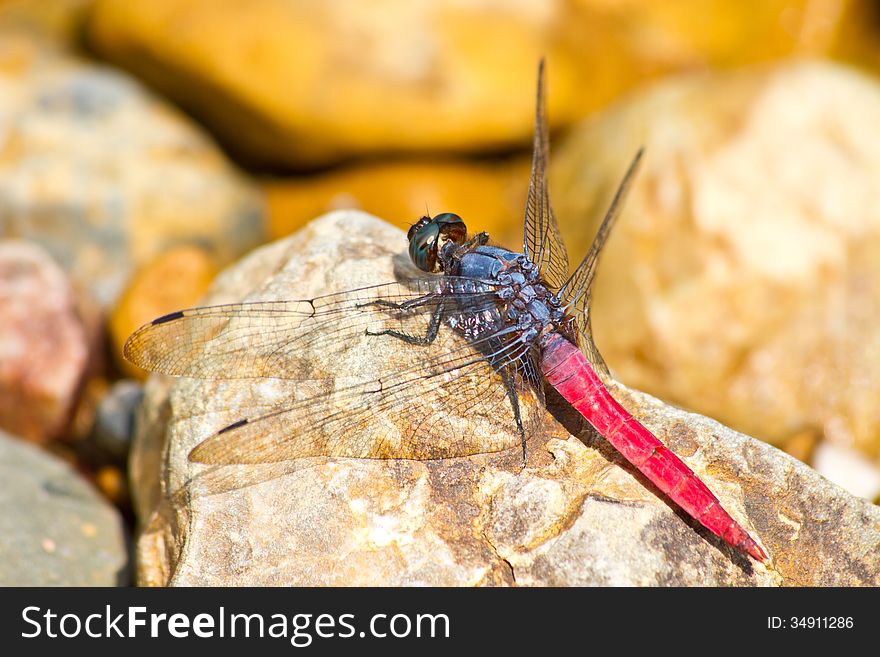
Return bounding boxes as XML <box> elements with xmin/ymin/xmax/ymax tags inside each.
<box><xmin>132</xmin><ymin>212</ymin><xmax>879</xmax><ymax>586</ymax></box>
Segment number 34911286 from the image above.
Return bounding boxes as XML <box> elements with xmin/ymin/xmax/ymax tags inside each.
<box><xmin>768</xmin><ymin>617</ymin><xmax>854</xmax><ymax>629</ymax></box>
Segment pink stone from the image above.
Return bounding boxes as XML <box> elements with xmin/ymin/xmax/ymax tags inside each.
<box><xmin>0</xmin><ymin>240</ymin><xmax>88</xmax><ymax>442</ymax></box>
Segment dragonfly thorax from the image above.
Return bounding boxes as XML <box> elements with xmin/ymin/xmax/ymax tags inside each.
<box><xmin>408</xmin><ymin>212</ymin><xmax>572</xmax><ymax>348</ymax></box>
<box><xmin>452</xmin><ymin>246</ymin><xmax>570</xmax><ymax>348</ymax></box>
<box><xmin>493</xmin><ymin>254</ymin><xmax>568</xmax><ymax>340</ymax></box>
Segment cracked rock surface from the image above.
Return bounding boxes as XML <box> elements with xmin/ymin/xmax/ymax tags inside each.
<box><xmin>132</xmin><ymin>211</ymin><xmax>880</xmax><ymax>586</ymax></box>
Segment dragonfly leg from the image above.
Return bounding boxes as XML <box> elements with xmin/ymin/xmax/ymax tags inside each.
<box><xmin>500</xmin><ymin>369</ymin><xmax>528</xmax><ymax>469</ymax></box>
<box><xmin>446</xmin><ymin>232</ymin><xmax>490</xmax><ymax>266</ymax></box>
<box><xmin>357</xmin><ymin>294</ymin><xmax>438</xmax><ymax>313</ymax></box>
<box><xmin>365</xmin><ymin>301</ymin><xmax>444</xmax><ymax>346</ymax></box>
<box><xmin>462</xmin><ymin>231</ymin><xmax>490</xmax><ymax>249</ymax></box>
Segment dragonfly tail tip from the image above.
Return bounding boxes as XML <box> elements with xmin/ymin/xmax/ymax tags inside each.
<box><xmin>747</xmin><ymin>541</ymin><xmax>770</xmax><ymax>566</ymax></box>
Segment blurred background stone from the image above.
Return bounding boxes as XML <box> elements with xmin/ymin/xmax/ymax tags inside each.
<box><xmin>573</xmin><ymin>0</ymin><xmax>864</xmax><ymax>68</ymax></box>
<box><xmin>828</xmin><ymin>0</ymin><xmax>880</xmax><ymax>71</ymax></box>
<box><xmin>0</xmin><ymin>428</ymin><xmax>129</xmax><ymax>585</ymax></box>
<box><xmin>85</xmin><ymin>0</ymin><xmax>600</xmax><ymax>169</ymax></box>
<box><xmin>551</xmin><ymin>60</ymin><xmax>880</xmax><ymax>474</ymax></box>
<box><xmin>78</xmin><ymin>378</ymin><xmax>142</xmax><ymax>510</ymax></box>
<box><xmin>0</xmin><ymin>240</ymin><xmax>88</xmax><ymax>443</ymax></box>
<box><xmin>109</xmin><ymin>245</ymin><xmax>218</xmax><ymax>378</ymax></box>
<box><xmin>264</xmin><ymin>157</ymin><xmax>530</xmax><ymax>248</ymax></box>
<box><xmin>0</xmin><ymin>0</ymin><xmax>93</xmax><ymax>45</ymax></box>
<box><xmin>85</xmin><ymin>0</ymin><xmax>866</xmax><ymax>170</ymax></box>
<box><xmin>87</xmin><ymin>378</ymin><xmax>142</xmax><ymax>466</ymax></box>
<box><xmin>0</xmin><ymin>26</ymin><xmax>266</xmax><ymax>310</ymax></box>
<box><xmin>812</xmin><ymin>441</ymin><xmax>880</xmax><ymax>501</ymax></box>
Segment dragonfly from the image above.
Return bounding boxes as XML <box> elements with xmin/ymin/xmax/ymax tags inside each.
<box><xmin>125</xmin><ymin>61</ymin><xmax>767</xmax><ymax>565</ymax></box>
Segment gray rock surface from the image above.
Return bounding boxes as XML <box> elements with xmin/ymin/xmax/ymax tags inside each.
<box><xmin>0</xmin><ymin>430</ymin><xmax>129</xmax><ymax>585</ymax></box>
<box><xmin>132</xmin><ymin>211</ymin><xmax>880</xmax><ymax>586</ymax></box>
<box><xmin>89</xmin><ymin>379</ymin><xmax>143</xmax><ymax>465</ymax></box>
<box><xmin>0</xmin><ymin>27</ymin><xmax>265</xmax><ymax>308</ymax></box>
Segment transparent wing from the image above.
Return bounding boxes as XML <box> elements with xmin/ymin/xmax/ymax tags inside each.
<box><xmin>557</xmin><ymin>149</ymin><xmax>644</xmax><ymax>374</ymax></box>
<box><xmin>125</xmin><ymin>278</ymin><xmax>544</xmax><ymax>464</ymax></box>
<box><xmin>522</xmin><ymin>59</ymin><xmax>569</xmax><ymax>292</ymax></box>
<box><xmin>125</xmin><ymin>279</ymin><xmax>500</xmax><ymax>380</ymax></box>
<box><xmin>185</xmin><ymin>333</ymin><xmax>540</xmax><ymax>464</ymax></box>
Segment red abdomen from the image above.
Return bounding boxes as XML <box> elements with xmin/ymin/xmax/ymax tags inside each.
<box><xmin>540</xmin><ymin>332</ymin><xmax>767</xmax><ymax>563</ymax></box>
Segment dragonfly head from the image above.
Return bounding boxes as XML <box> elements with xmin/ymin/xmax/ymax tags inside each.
<box><xmin>407</xmin><ymin>212</ymin><xmax>467</xmax><ymax>273</ymax></box>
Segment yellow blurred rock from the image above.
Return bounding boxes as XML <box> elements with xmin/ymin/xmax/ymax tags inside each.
<box><xmin>95</xmin><ymin>464</ymin><xmax>128</xmax><ymax>507</ymax></box>
<box><xmin>264</xmin><ymin>157</ymin><xmax>530</xmax><ymax>250</ymax></box>
<box><xmin>826</xmin><ymin>0</ymin><xmax>880</xmax><ymax>71</ymax></box>
<box><xmin>86</xmin><ymin>0</ymin><xmax>597</xmax><ymax>168</ymax></box>
<box><xmin>85</xmin><ymin>0</ymin><xmax>863</xmax><ymax>169</ymax></box>
<box><xmin>551</xmin><ymin>59</ymin><xmax>880</xmax><ymax>462</ymax></box>
<box><xmin>0</xmin><ymin>0</ymin><xmax>93</xmax><ymax>44</ymax></box>
<box><xmin>576</xmin><ymin>0</ymin><xmax>861</xmax><ymax>67</ymax></box>
<box><xmin>110</xmin><ymin>246</ymin><xmax>218</xmax><ymax>379</ymax></box>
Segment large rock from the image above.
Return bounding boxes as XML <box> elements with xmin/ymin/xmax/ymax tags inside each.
<box><xmin>132</xmin><ymin>211</ymin><xmax>879</xmax><ymax>586</ymax></box>
<box><xmin>0</xmin><ymin>429</ymin><xmax>129</xmax><ymax>585</ymax></box>
<box><xmin>551</xmin><ymin>60</ymin><xmax>880</xmax><ymax>468</ymax></box>
<box><xmin>85</xmin><ymin>0</ymin><xmax>864</xmax><ymax>169</ymax></box>
<box><xmin>0</xmin><ymin>240</ymin><xmax>88</xmax><ymax>442</ymax></box>
<box><xmin>0</xmin><ymin>27</ymin><xmax>265</xmax><ymax>309</ymax></box>
<box><xmin>86</xmin><ymin>0</ymin><xmax>594</xmax><ymax>168</ymax></box>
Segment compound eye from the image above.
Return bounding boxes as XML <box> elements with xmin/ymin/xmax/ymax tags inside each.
<box><xmin>408</xmin><ymin>220</ymin><xmax>440</xmax><ymax>272</ymax></box>
<box><xmin>433</xmin><ymin>213</ymin><xmax>467</xmax><ymax>246</ymax></box>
